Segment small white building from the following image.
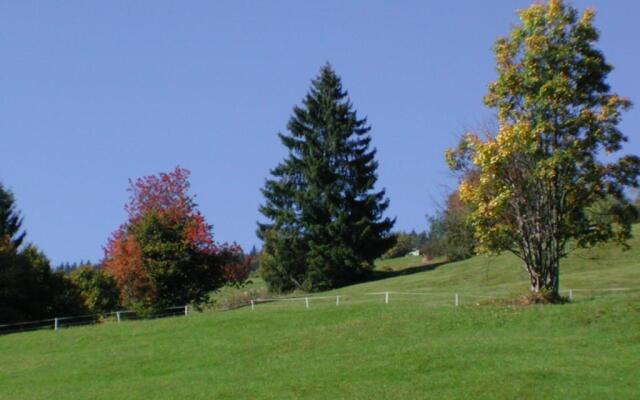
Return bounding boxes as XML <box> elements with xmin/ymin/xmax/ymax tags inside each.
<box><xmin>407</xmin><ymin>249</ymin><xmax>420</xmax><ymax>257</ymax></box>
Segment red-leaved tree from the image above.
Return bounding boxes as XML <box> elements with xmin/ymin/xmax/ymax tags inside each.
<box><xmin>103</xmin><ymin>167</ymin><xmax>250</xmax><ymax>311</ymax></box>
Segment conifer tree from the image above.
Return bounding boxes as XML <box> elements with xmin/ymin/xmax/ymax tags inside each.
<box><xmin>258</xmin><ymin>64</ymin><xmax>395</xmax><ymax>292</ymax></box>
<box><xmin>0</xmin><ymin>183</ymin><xmax>26</xmax><ymax>249</ymax></box>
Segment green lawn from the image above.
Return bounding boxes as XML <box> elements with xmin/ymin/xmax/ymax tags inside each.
<box><xmin>1</xmin><ymin>226</ymin><xmax>639</xmax><ymax>399</ymax></box>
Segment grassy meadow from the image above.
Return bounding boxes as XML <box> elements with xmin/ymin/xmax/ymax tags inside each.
<box><xmin>1</xmin><ymin>225</ymin><xmax>639</xmax><ymax>399</ymax></box>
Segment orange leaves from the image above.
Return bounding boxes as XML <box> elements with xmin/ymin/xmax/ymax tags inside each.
<box><xmin>103</xmin><ymin>231</ymin><xmax>153</xmax><ymax>306</ymax></box>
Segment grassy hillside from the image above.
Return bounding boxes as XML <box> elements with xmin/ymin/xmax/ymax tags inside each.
<box><xmin>1</xmin><ymin>225</ymin><xmax>639</xmax><ymax>399</ymax></box>
<box><xmin>323</xmin><ymin>235</ymin><xmax>640</xmax><ymax>301</ymax></box>
<box><xmin>217</xmin><ymin>225</ymin><xmax>640</xmax><ymax>308</ymax></box>
<box><xmin>374</xmin><ymin>254</ymin><xmax>429</xmax><ymax>271</ymax></box>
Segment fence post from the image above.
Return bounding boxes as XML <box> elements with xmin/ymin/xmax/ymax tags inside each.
<box><xmin>251</xmin><ymin>300</ymin><xmax>255</xmax><ymax>311</ymax></box>
<box><xmin>385</xmin><ymin>291</ymin><xmax>389</xmax><ymax>304</ymax></box>
<box><xmin>336</xmin><ymin>295</ymin><xmax>340</xmax><ymax>306</ymax></box>
<box><xmin>116</xmin><ymin>311</ymin><xmax>121</xmax><ymax>323</ymax></box>
<box><xmin>184</xmin><ymin>305</ymin><xmax>188</xmax><ymax>316</ymax></box>
<box><xmin>569</xmin><ymin>289</ymin><xmax>573</xmax><ymax>301</ymax></box>
<box><xmin>305</xmin><ymin>297</ymin><xmax>309</xmax><ymax>309</ymax></box>
<box><xmin>455</xmin><ymin>293</ymin><xmax>459</xmax><ymax>307</ymax></box>
<box><xmin>54</xmin><ymin>318</ymin><xmax>59</xmax><ymax>331</ymax></box>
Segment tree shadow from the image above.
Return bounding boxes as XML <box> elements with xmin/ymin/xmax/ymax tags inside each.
<box><xmin>365</xmin><ymin>260</ymin><xmax>450</xmax><ymax>283</ymax></box>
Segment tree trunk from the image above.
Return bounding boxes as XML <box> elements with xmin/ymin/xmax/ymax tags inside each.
<box><xmin>526</xmin><ymin>260</ymin><xmax>559</xmax><ymax>298</ymax></box>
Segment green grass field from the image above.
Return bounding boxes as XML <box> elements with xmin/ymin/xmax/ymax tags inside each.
<box><xmin>1</xmin><ymin>226</ymin><xmax>639</xmax><ymax>399</ymax></box>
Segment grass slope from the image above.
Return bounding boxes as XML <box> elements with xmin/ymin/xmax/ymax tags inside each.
<box><xmin>374</xmin><ymin>254</ymin><xmax>429</xmax><ymax>270</ymax></box>
<box><xmin>1</xmin><ymin>226</ymin><xmax>639</xmax><ymax>399</ymax></box>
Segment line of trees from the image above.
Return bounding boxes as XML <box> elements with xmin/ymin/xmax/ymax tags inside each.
<box><xmin>2</xmin><ymin>1</ymin><xmax>639</xmax><ymax>322</ymax></box>
<box><xmin>1</xmin><ymin>183</ymin><xmax>88</xmax><ymax>323</ymax></box>
<box><xmin>1</xmin><ymin>169</ymin><xmax>251</xmax><ymax>324</ymax></box>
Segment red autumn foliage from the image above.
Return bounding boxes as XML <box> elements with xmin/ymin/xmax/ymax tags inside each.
<box><xmin>125</xmin><ymin>166</ymin><xmax>193</xmax><ymax>221</ymax></box>
<box><xmin>103</xmin><ymin>167</ymin><xmax>249</xmax><ymax>308</ymax></box>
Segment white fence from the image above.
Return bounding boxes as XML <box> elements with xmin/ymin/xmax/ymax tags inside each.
<box><xmin>1</xmin><ymin>287</ymin><xmax>636</xmax><ymax>335</ymax></box>
<box><xmin>0</xmin><ymin>305</ymin><xmax>189</xmax><ymax>335</ymax></box>
<box><xmin>246</xmin><ymin>287</ymin><xmax>637</xmax><ymax>311</ymax></box>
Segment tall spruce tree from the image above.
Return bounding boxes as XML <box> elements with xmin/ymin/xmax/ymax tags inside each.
<box><xmin>258</xmin><ymin>64</ymin><xmax>395</xmax><ymax>292</ymax></box>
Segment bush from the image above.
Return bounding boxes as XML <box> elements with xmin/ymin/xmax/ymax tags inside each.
<box><xmin>381</xmin><ymin>234</ymin><xmax>410</xmax><ymax>259</ymax></box>
<box><xmin>421</xmin><ymin>191</ymin><xmax>475</xmax><ymax>262</ymax></box>
<box><xmin>69</xmin><ymin>266</ymin><xmax>121</xmax><ymax>314</ymax></box>
<box><xmin>381</xmin><ymin>231</ymin><xmax>427</xmax><ymax>259</ymax></box>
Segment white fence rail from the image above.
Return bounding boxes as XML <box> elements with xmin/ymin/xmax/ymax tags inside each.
<box><xmin>0</xmin><ymin>305</ymin><xmax>189</xmax><ymax>335</ymax></box>
<box><xmin>1</xmin><ymin>287</ymin><xmax>636</xmax><ymax>335</ymax></box>
<box><xmin>245</xmin><ymin>287</ymin><xmax>637</xmax><ymax>310</ymax></box>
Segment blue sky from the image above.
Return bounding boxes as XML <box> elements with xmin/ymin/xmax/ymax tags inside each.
<box><xmin>1</xmin><ymin>1</ymin><xmax>638</xmax><ymax>265</ymax></box>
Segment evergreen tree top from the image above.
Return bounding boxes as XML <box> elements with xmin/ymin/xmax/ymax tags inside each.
<box><xmin>0</xmin><ymin>182</ymin><xmax>26</xmax><ymax>249</ymax></box>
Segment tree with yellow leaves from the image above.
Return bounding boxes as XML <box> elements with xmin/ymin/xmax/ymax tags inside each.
<box><xmin>447</xmin><ymin>0</ymin><xmax>639</xmax><ymax>299</ymax></box>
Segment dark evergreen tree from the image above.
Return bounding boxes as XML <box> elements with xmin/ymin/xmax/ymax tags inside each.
<box><xmin>0</xmin><ymin>185</ymin><xmax>87</xmax><ymax>323</ymax></box>
<box><xmin>258</xmin><ymin>64</ymin><xmax>395</xmax><ymax>292</ymax></box>
<box><xmin>0</xmin><ymin>183</ymin><xmax>26</xmax><ymax>248</ymax></box>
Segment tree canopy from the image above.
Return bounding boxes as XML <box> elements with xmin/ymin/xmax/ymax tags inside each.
<box><xmin>258</xmin><ymin>64</ymin><xmax>395</xmax><ymax>292</ymax></box>
<box><xmin>103</xmin><ymin>167</ymin><xmax>249</xmax><ymax>311</ymax></box>
<box><xmin>447</xmin><ymin>0</ymin><xmax>640</xmax><ymax>298</ymax></box>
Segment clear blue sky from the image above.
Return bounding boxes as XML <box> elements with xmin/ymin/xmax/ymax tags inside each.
<box><xmin>1</xmin><ymin>1</ymin><xmax>638</xmax><ymax>265</ymax></box>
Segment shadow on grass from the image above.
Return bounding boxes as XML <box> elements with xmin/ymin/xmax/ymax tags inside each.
<box><xmin>366</xmin><ymin>260</ymin><xmax>450</xmax><ymax>283</ymax></box>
